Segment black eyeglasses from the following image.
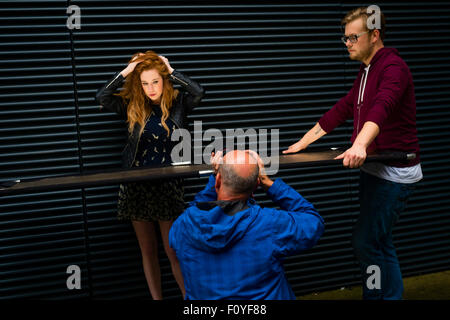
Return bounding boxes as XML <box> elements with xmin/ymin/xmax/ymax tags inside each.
<box><xmin>341</xmin><ymin>31</ymin><xmax>370</xmax><ymax>44</ymax></box>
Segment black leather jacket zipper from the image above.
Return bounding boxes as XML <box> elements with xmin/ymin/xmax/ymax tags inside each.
<box><xmin>170</xmin><ymin>74</ymin><xmax>188</xmax><ymax>87</ymax></box>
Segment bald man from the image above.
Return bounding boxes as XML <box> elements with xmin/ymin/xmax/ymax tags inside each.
<box><xmin>169</xmin><ymin>150</ymin><xmax>324</xmax><ymax>300</ymax></box>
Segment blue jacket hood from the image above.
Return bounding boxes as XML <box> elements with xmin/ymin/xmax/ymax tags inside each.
<box><xmin>182</xmin><ymin>201</ymin><xmax>259</xmax><ymax>252</ymax></box>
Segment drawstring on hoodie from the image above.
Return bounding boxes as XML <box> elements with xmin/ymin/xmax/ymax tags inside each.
<box><xmin>358</xmin><ymin>65</ymin><xmax>370</xmax><ymax>104</ymax></box>
<box><xmin>357</xmin><ymin>64</ymin><xmax>371</xmax><ymax>134</ymax></box>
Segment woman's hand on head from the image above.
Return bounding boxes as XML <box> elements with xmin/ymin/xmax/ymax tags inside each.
<box><xmin>120</xmin><ymin>53</ymin><xmax>144</xmax><ymax>77</ymax></box>
<box><xmin>159</xmin><ymin>55</ymin><xmax>174</xmax><ymax>74</ymax></box>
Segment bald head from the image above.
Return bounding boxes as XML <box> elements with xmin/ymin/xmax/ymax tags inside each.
<box><xmin>223</xmin><ymin>150</ymin><xmax>258</xmax><ymax>176</ymax></box>
<box><xmin>218</xmin><ymin>150</ymin><xmax>260</xmax><ymax>198</ymax></box>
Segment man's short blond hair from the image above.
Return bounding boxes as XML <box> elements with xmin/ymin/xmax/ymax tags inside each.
<box><xmin>341</xmin><ymin>6</ymin><xmax>386</xmax><ymax>41</ymax></box>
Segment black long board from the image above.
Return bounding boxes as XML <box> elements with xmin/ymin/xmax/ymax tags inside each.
<box><xmin>0</xmin><ymin>150</ymin><xmax>415</xmax><ymax>196</ymax></box>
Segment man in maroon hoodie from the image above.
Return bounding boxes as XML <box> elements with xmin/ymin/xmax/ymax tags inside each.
<box><xmin>284</xmin><ymin>7</ymin><xmax>422</xmax><ymax>300</ymax></box>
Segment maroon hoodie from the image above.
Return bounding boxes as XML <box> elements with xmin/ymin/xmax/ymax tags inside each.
<box><xmin>319</xmin><ymin>47</ymin><xmax>420</xmax><ymax>167</ymax></box>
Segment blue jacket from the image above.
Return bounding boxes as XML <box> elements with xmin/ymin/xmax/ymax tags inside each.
<box><xmin>169</xmin><ymin>175</ymin><xmax>324</xmax><ymax>300</ymax></box>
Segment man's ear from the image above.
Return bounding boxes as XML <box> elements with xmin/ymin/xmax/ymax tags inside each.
<box><xmin>372</xmin><ymin>29</ymin><xmax>380</xmax><ymax>44</ymax></box>
<box><xmin>215</xmin><ymin>172</ymin><xmax>221</xmax><ymax>193</ymax></box>
<box><xmin>256</xmin><ymin>177</ymin><xmax>261</xmax><ymax>188</ymax></box>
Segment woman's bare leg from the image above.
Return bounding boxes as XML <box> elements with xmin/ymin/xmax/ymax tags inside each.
<box><xmin>159</xmin><ymin>220</ymin><xmax>186</xmax><ymax>298</ymax></box>
<box><xmin>132</xmin><ymin>220</ymin><xmax>162</xmax><ymax>300</ymax></box>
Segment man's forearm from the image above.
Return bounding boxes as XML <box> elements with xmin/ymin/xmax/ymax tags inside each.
<box><xmin>284</xmin><ymin>122</ymin><xmax>327</xmax><ymax>154</ymax></box>
<box><xmin>260</xmin><ymin>176</ymin><xmax>274</xmax><ymax>192</ymax></box>
<box><xmin>301</xmin><ymin>122</ymin><xmax>327</xmax><ymax>147</ymax></box>
<box><xmin>192</xmin><ymin>175</ymin><xmax>217</xmax><ymax>203</ymax></box>
<box><xmin>335</xmin><ymin>121</ymin><xmax>380</xmax><ymax>168</ymax></box>
<box><xmin>353</xmin><ymin>121</ymin><xmax>380</xmax><ymax>149</ymax></box>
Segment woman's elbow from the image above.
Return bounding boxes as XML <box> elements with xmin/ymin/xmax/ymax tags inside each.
<box><xmin>192</xmin><ymin>87</ymin><xmax>205</xmax><ymax>106</ymax></box>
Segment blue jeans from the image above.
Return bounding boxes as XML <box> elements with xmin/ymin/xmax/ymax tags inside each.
<box><xmin>352</xmin><ymin>171</ymin><xmax>415</xmax><ymax>300</ymax></box>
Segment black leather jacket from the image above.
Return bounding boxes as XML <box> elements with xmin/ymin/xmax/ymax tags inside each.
<box><xmin>95</xmin><ymin>70</ymin><xmax>204</xmax><ymax>168</ymax></box>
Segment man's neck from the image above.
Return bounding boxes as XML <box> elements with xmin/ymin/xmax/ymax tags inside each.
<box><xmin>217</xmin><ymin>190</ymin><xmax>249</xmax><ymax>202</ymax></box>
<box><xmin>363</xmin><ymin>44</ymin><xmax>384</xmax><ymax>66</ymax></box>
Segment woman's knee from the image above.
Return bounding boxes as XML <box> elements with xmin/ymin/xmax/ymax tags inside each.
<box><xmin>139</xmin><ymin>240</ymin><xmax>159</xmax><ymax>259</ymax></box>
<box><xmin>132</xmin><ymin>221</ymin><xmax>159</xmax><ymax>257</ymax></box>
<box><xmin>162</xmin><ymin>241</ymin><xmax>177</xmax><ymax>260</ymax></box>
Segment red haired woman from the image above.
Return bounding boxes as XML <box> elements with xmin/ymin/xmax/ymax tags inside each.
<box><xmin>96</xmin><ymin>51</ymin><xmax>204</xmax><ymax>299</ymax></box>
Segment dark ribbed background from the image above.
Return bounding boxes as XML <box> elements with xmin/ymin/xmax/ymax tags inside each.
<box><xmin>1</xmin><ymin>1</ymin><xmax>449</xmax><ymax>299</ymax></box>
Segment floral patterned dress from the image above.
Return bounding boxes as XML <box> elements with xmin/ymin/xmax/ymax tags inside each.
<box><xmin>117</xmin><ymin>105</ymin><xmax>185</xmax><ymax>221</ymax></box>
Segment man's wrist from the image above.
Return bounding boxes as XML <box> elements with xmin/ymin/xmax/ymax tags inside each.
<box><xmin>261</xmin><ymin>178</ymin><xmax>274</xmax><ymax>191</ymax></box>
<box><xmin>353</xmin><ymin>140</ymin><xmax>369</xmax><ymax>150</ymax></box>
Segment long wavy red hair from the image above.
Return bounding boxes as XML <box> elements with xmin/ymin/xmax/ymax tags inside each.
<box><xmin>117</xmin><ymin>50</ymin><xmax>178</xmax><ymax>136</ymax></box>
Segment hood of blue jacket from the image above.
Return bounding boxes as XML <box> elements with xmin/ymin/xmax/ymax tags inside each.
<box><xmin>181</xmin><ymin>201</ymin><xmax>259</xmax><ymax>252</ymax></box>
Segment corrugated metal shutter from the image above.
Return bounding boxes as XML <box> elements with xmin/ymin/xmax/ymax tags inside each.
<box><xmin>0</xmin><ymin>0</ymin><xmax>89</xmax><ymax>298</ymax></box>
<box><xmin>1</xmin><ymin>0</ymin><xmax>449</xmax><ymax>299</ymax></box>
